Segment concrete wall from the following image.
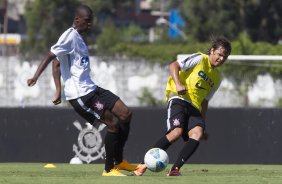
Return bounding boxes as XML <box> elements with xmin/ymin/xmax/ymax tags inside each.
<box><xmin>0</xmin><ymin>56</ymin><xmax>281</xmax><ymax>107</ymax></box>
<box><xmin>1</xmin><ymin>107</ymin><xmax>281</xmax><ymax>164</ymax></box>
<box><xmin>0</xmin><ymin>56</ymin><xmax>168</xmax><ymax>107</ymax></box>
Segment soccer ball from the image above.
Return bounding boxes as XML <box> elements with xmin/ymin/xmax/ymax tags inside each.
<box><xmin>69</xmin><ymin>156</ymin><xmax>83</xmax><ymax>164</ymax></box>
<box><xmin>144</xmin><ymin>148</ymin><xmax>169</xmax><ymax>172</ymax></box>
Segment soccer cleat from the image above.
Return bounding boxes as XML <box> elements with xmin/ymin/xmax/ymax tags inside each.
<box><xmin>134</xmin><ymin>164</ymin><xmax>147</xmax><ymax>176</ymax></box>
<box><xmin>166</xmin><ymin>168</ymin><xmax>181</xmax><ymax>176</ymax></box>
<box><xmin>102</xmin><ymin>168</ymin><xmax>126</xmax><ymax>176</ymax></box>
<box><xmin>115</xmin><ymin>160</ymin><xmax>137</xmax><ymax>171</ymax></box>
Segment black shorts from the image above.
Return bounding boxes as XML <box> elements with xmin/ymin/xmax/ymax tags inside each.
<box><xmin>68</xmin><ymin>86</ymin><xmax>119</xmax><ymax>124</ymax></box>
<box><xmin>166</xmin><ymin>98</ymin><xmax>205</xmax><ymax>141</ymax></box>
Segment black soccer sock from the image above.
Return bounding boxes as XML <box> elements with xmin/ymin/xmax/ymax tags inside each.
<box><xmin>119</xmin><ymin>122</ymin><xmax>130</xmax><ymax>147</ymax></box>
<box><xmin>104</xmin><ymin>131</ymin><xmax>119</xmax><ymax>172</ymax></box>
<box><xmin>153</xmin><ymin>136</ymin><xmax>172</xmax><ymax>151</ymax></box>
<box><xmin>115</xmin><ymin>122</ymin><xmax>130</xmax><ymax>164</ymax></box>
<box><xmin>171</xmin><ymin>138</ymin><xmax>199</xmax><ymax>170</ymax></box>
<box><xmin>140</xmin><ymin>136</ymin><xmax>172</xmax><ymax>165</ymax></box>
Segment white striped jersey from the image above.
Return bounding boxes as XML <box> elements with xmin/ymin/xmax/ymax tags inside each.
<box><xmin>51</xmin><ymin>27</ymin><xmax>96</xmax><ymax>100</ymax></box>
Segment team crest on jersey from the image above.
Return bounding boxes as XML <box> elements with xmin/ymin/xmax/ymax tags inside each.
<box><xmin>71</xmin><ymin>121</ymin><xmax>106</xmax><ymax>163</ymax></box>
<box><xmin>95</xmin><ymin>101</ymin><xmax>104</xmax><ymax>111</ymax></box>
<box><xmin>173</xmin><ymin>118</ymin><xmax>181</xmax><ymax>126</ymax></box>
<box><xmin>81</xmin><ymin>56</ymin><xmax>89</xmax><ymax>66</ymax></box>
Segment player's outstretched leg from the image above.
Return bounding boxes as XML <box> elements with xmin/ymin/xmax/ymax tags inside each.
<box><xmin>134</xmin><ymin>163</ymin><xmax>147</xmax><ymax>176</ymax></box>
<box><xmin>111</xmin><ymin>100</ymin><xmax>137</xmax><ymax>171</ymax></box>
<box><xmin>168</xmin><ymin>125</ymin><xmax>202</xmax><ymax>176</ymax></box>
<box><xmin>166</xmin><ymin>167</ymin><xmax>181</xmax><ymax>176</ymax></box>
<box><xmin>101</xmin><ymin>109</ymin><xmax>127</xmax><ymax>176</ymax></box>
<box><xmin>134</xmin><ymin>135</ymin><xmax>172</xmax><ymax>176</ymax></box>
<box><xmin>102</xmin><ymin>131</ymin><xmax>126</xmax><ymax>176</ymax></box>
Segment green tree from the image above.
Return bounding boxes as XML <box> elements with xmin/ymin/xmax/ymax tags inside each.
<box><xmin>95</xmin><ymin>20</ymin><xmax>122</xmax><ymax>55</ymax></box>
<box><xmin>181</xmin><ymin>0</ymin><xmax>282</xmax><ymax>43</ymax></box>
<box><xmin>20</xmin><ymin>0</ymin><xmax>80</xmax><ymax>59</ymax></box>
<box><xmin>243</xmin><ymin>0</ymin><xmax>282</xmax><ymax>43</ymax></box>
<box><xmin>122</xmin><ymin>23</ymin><xmax>146</xmax><ymax>43</ymax></box>
<box><xmin>81</xmin><ymin>0</ymin><xmax>133</xmax><ymax>19</ymax></box>
<box><xmin>181</xmin><ymin>0</ymin><xmax>242</xmax><ymax>41</ymax></box>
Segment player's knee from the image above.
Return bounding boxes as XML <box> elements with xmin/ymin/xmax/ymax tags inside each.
<box><xmin>167</xmin><ymin>128</ymin><xmax>183</xmax><ymax>142</ymax></box>
<box><xmin>119</xmin><ymin>110</ymin><xmax>132</xmax><ymax>123</ymax></box>
<box><xmin>106</xmin><ymin>121</ymin><xmax>119</xmax><ymax>132</ymax></box>
<box><xmin>188</xmin><ymin>127</ymin><xmax>203</xmax><ymax>141</ymax></box>
<box><xmin>103</xmin><ymin>110</ymin><xmax>119</xmax><ymax>132</ymax></box>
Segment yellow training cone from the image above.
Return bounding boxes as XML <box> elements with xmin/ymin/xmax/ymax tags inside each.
<box><xmin>44</xmin><ymin>164</ymin><xmax>56</xmax><ymax>168</ymax></box>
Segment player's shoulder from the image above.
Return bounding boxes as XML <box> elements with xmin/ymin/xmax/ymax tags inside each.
<box><xmin>185</xmin><ymin>53</ymin><xmax>203</xmax><ymax>65</ymax></box>
<box><xmin>177</xmin><ymin>52</ymin><xmax>203</xmax><ymax>70</ymax></box>
<box><xmin>196</xmin><ymin>52</ymin><xmax>207</xmax><ymax>60</ymax></box>
<box><xmin>57</xmin><ymin>27</ymin><xmax>77</xmax><ymax>43</ymax></box>
<box><xmin>188</xmin><ymin>52</ymin><xmax>204</xmax><ymax>62</ymax></box>
<box><xmin>60</xmin><ymin>27</ymin><xmax>76</xmax><ymax>38</ymax></box>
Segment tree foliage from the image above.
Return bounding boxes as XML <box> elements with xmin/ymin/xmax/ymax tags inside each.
<box><xmin>95</xmin><ymin>20</ymin><xmax>122</xmax><ymax>55</ymax></box>
<box><xmin>81</xmin><ymin>0</ymin><xmax>133</xmax><ymax>22</ymax></box>
<box><xmin>181</xmin><ymin>0</ymin><xmax>282</xmax><ymax>43</ymax></box>
<box><xmin>243</xmin><ymin>0</ymin><xmax>282</xmax><ymax>43</ymax></box>
<box><xmin>181</xmin><ymin>0</ymin><xmax>242</xmax><ymax>41</ymax></box>
<box><xmin>21</xmin><ymin>0</ymin><xmax>282</xmax><ymax>62</ymax></box>
<box><xmin>20</xmin><ymin>0</ymin><xmax>80</xmax><ymax>59</ymax></box>
<box><xmin>221</xmin><ymin>33</ymin><xmax>282</xmax><ymax>83</ymax></box>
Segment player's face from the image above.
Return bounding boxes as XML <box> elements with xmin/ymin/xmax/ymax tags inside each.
<box><xmin>75</xmin><ymin>11</ymin><xmax>93</xmax><ymax>33</ymax></box>
<box><xmin>210</xmin><ymin>47</ymin><xmax>229</xmax><ymax>67</ymax></box>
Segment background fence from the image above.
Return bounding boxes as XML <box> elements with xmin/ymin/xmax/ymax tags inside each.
<box><xmin>1</xmin><ymin>107</ymin><xmax>281</xmax><ymax>164</ymax></box>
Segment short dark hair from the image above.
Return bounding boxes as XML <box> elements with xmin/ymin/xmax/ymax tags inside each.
<box><xmin>75</xmin><ymin>4</ymin><xmax>93</xmax><ymax>17</ymax></box>
<box><xmin>208</xmin><ymin>36</ymin><xmax>232</xmax><ymax>56</ymax></box>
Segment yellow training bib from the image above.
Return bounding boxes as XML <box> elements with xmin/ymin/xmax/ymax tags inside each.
<box><xmin>165</xmin><ymin>53</ymin><xmax>221</xmax><ymax>112</ymax></box>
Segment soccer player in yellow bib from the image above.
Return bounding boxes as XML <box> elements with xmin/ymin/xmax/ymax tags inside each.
<box><xmin>135</xmin><ymin>36</ymin><xmax>231</xmax><ymax>176</ymax></box>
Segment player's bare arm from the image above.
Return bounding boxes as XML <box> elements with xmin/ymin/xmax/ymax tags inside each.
<box><xmin>52</xmin><ymin>59</ymin><xmax>61</xmax><ymax>105</ymax></box>
<box><xmin>27</xmin><ymin>51</ymin><xmax>57</xmax><ymax>86</ymax></box>
<box><xmin>169</xmin><ymin>61</ymin><xmax>187</xmax><ymax>95</ymax></box>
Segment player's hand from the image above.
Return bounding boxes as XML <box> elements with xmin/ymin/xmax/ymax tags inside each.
<box><xmin>52</xmin><ymin>93</ymin><xmax>61</xmax><ymax>105</ymax></box>
<box><xmin>27</xmin><ymin>78</ymin><xmax>37</xmax><ymax>87</ymax></box>
<box><xmin>176</xmin><ymin>84</ymin><xmax>187</xmax><ymax>95</ymax></box>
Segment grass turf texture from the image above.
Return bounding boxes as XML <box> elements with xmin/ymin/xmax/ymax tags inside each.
<box><xmin>0</xmin><ymin>163</ymin><xmax>282</xmax><ymax>184</ymax></box>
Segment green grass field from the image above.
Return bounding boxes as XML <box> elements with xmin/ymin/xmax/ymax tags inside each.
<box><xmin>0</xmin><ymin>163</ymin><xmax>282</xmax><ymax>184</ymax></box>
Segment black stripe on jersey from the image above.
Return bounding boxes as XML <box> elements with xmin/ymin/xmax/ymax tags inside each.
<box><xmin>183</xmin><ymin>53</ymin><xmax>201</xmax><ymax>64</ymax></box>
